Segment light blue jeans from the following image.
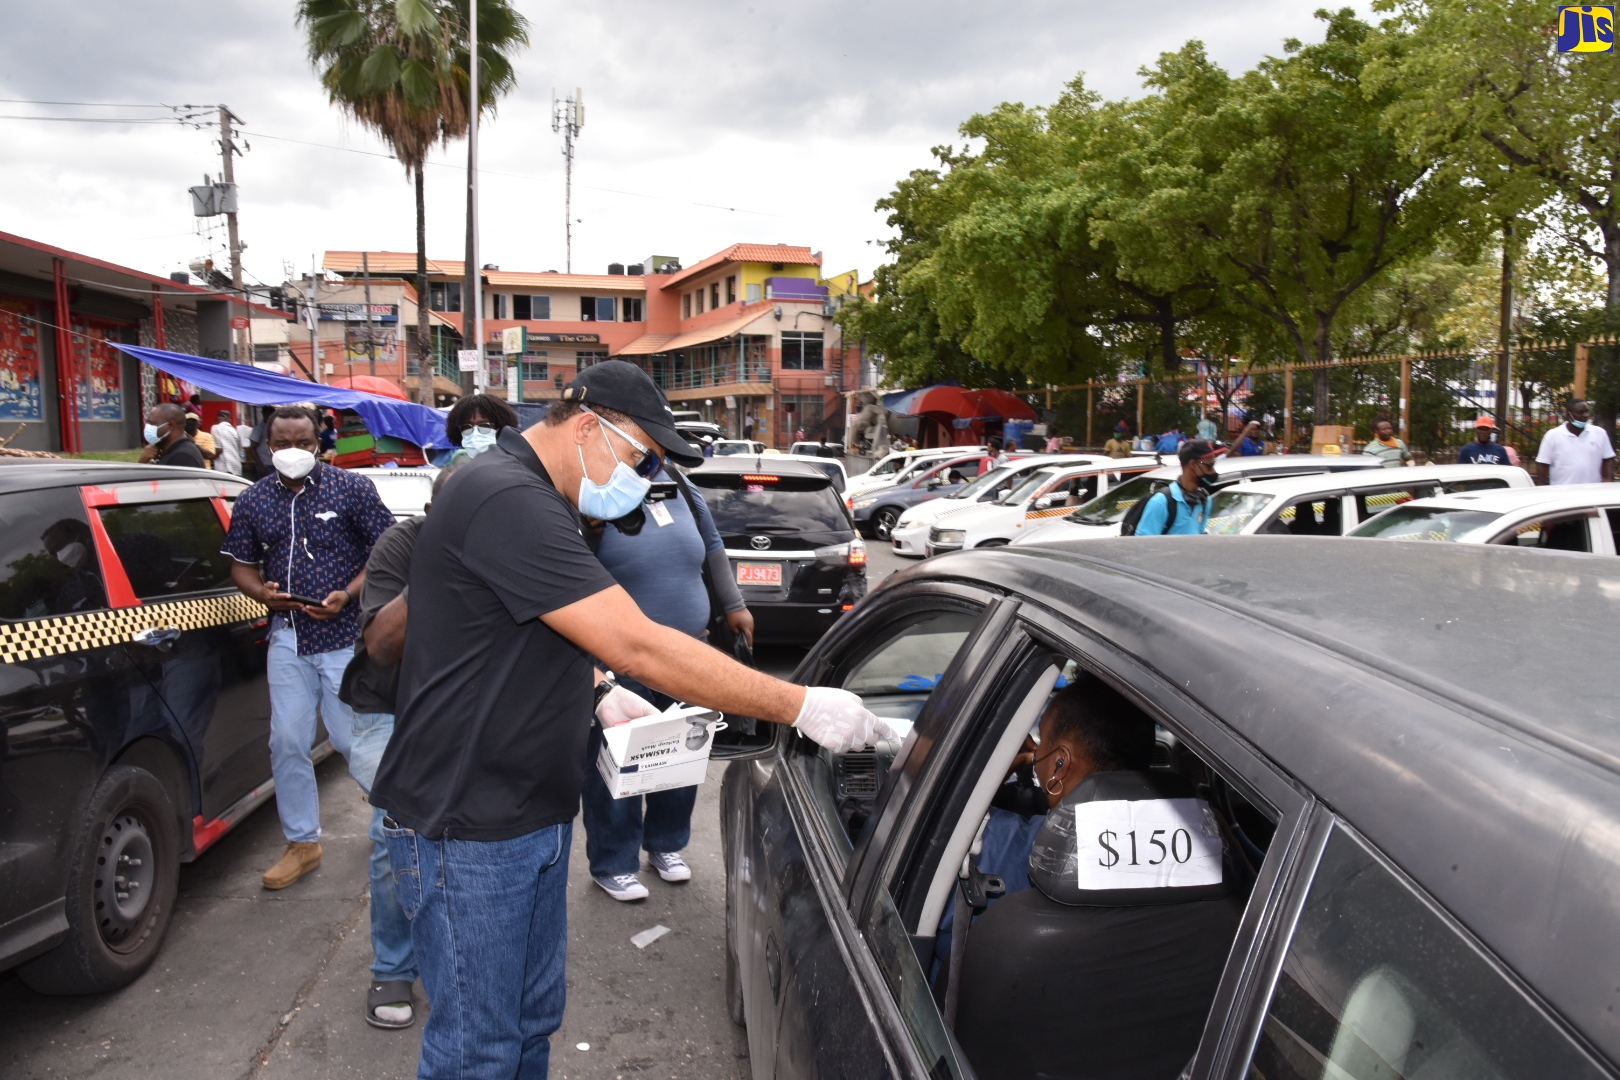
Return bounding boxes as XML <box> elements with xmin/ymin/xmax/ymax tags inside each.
<box><xmin>267</xmin><ymin>624</ymin><xmax>355</xmax><ymax>844</ymax></box>
<box><xmin>349</xmin><ymin>710</ymin><xmax>417</xmax><ymax>984</ymax></box>
<box><xmin>383</xmin><ymin>821</ymin><xmax>572</xmax><ymax>1079</ymax></box>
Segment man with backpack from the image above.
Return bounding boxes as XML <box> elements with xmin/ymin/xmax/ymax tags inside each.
<box><xmin>1123</xmin><ymin>440</ymin><xmax>1225</xmax><ymax>536</ymax></box>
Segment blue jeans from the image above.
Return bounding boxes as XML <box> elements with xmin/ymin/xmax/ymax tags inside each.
<box><xmin>580</xmin><ymin>723</ymin><xmax>697</xmax><ymax>876</ymax></box>
<box><xmin>267</xmin><ymin>624</ymin><xmax>355</xmax><ymax>843</ymax></box>
<box><xmin>384</xmin><ymin>821</ymin><xmax>572</xmax><ymax>1080</ymax></box>
<box><xmin>348</xmin><ymin>710</ymin><xmax>417</xmax><ymax>984</ymax></box>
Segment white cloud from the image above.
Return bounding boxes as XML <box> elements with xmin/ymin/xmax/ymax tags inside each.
<box><xmin>0</xmin><ymin>1</ymin><xmax>1359</xmax><ymax>288</ymax></box>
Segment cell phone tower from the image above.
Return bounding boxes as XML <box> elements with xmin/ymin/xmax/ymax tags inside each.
<box><xmin>551</xmin><ymin>88</ymin><xmax>585</xmax><ymax>273</ymax></box>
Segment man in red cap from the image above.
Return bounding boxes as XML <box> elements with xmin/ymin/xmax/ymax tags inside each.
<box><xmin>1456</xmin><ymin>416</ymin><xmax>1514</xmax><ymax>466</ymax></box>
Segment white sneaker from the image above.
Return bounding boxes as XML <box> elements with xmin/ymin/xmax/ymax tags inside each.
<box><xmin>593</xmin><ymin>873</ymin><xmax>649</xmax><ymax>901</ymax></box>
<box><xmin>648</xmin><ymin>851</ymin><xmax>692</xmax><ymax>883</ymax></box>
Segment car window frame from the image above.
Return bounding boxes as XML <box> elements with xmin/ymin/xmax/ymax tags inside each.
<box><xmin>93</xmin><ymin>495</ymin><xmax>240</xmax><ymax>602</ymax></box>
<box><xmin>1489</xmin><ymin>509</ymin><xmax>1600</xmax><ymax>552</ymax></box>
<box><xmin>1228</xmin><ymin>813</ymin><xmax>1615</xmax><ymax>1080</ymax></box>
<box><xmin>1013</xmin><ymin>602</ymin><xmax>1323</xmax><ymax>1080</ymax></box>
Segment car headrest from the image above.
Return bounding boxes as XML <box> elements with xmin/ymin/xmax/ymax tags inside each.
<box><xmin>1029</xmin><ymin>770</ymin><xmax>1230</xmax><ymax>907</ymax></box>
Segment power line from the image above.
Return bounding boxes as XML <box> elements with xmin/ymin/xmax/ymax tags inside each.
<box><xmin>0</xmin><ymin>98</ymin><xmax>172</xmax><ymax>108</ymax></box>
<box><xmin>0</xmin><ymin>114</ymin><xmax>187</xmax><ymax>124</ymax></box>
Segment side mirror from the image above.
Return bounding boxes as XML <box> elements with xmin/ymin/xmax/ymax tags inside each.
<box><xmin>926</xmin><ymin>479</ymin><xmax>942</xmax><ymax>490</ymax></box>
<box><xmin>1034</xmin><ymin>497</ymin><xmax>1053</xmax><ymax>510</ymax></box>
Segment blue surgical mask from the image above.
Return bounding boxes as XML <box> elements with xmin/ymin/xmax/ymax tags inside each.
<box><xmin>577</xmin><ymin>428</ymin><xmax>651</xmax><ymax>520</ymax></box>
<box><xmin>143</xmin><ymin>422</ymin><xmax>164</xmax><ymax>445</ymax></box>
<box><xmin>462</xmin><ymin>426</ymin><xmax>498</xmax><ymax>456</ymax></box>
<box><xmin>1571</xmin><ymin>419</ymin><xmax>1589</xmax><ymax>431</ymax></box>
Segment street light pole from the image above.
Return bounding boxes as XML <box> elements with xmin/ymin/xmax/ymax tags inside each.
<box><xmin>467</xmin><ymin>0</ymin><xmax>484</xmax><ymax>391</ymax></box>
<box><xmin>219</xmin><ymin>104</ymin><xmax>245</xmax><ymax>364</ymax></box>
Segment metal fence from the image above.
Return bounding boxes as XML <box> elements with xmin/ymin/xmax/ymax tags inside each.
<box><xmin>1040</xmin><ymin>336</ymin><xmax>1620</xmax><ymax>458</ymax></box>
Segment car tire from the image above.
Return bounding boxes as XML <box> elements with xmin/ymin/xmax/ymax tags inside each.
<box><xmin>18</xmin><ymin>765</ymin><xmax>181</xmax><ymax>995</ymax></box>
<box><xmin>873</xmin><ymin>507</ymin><xmax>901</xmax><ymax>541</ymax></box>
<box><xmin>977</xmin><ymin>538</ymin><xmax>1009</xmax><ymax>548</ymax></box>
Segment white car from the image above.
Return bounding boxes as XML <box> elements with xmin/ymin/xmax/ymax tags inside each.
<box><xmin>1013</xmin><ymin>454</ymin><xmax>1390</xmax><ymax>545</ymax></box>
<box><xmin>889</xmin><ymin>454</ymin><xmax>1141</xmax><ymax>556</ymax></box>
<box><xmin>847</xmin><ymin>446</ymin><xmax>987</xmax><ymax>499</ymax></box>
<box><xmin>1198</xmin><ymin>464</ymin><xmax>1532</xmax><ymax>537</ymax></box>
<box><xmin>925</xmin><ymin>459</ymin><xmax>1160</xmax><ymax>554</ymax></box>
<box><xmin>1350</xmin><ymin>483</ymin><xmax>1620</xmax><ymax>554</ymax></box>
<box><xmin>350</xmin><ymin>466</ymin><xmax>438</xmax><ymax>520</ymax></box>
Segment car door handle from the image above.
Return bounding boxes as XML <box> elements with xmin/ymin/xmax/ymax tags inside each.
<box><xmin>130</xmin><ymin>626</ymin><xmax>182</xmax><ymax>649</ymax></box>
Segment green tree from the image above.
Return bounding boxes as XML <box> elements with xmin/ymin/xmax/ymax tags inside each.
<box><xmin>298</xmin><ymin>0</ymin><xmax>527</xmax><ymax>404</ymax></box>
<box><xmin>1373</xmin><ymin>0</ymin><xmax>1620</xmax><ymax>422</ymax></box>
<box><xmin>1124</xmin><ymin>12</ymin><xmax>1454</xmax><ymax>425</ymax></box>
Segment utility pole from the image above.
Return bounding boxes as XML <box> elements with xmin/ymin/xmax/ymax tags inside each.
<box><xmin>551</xmin><ymin>88</ymin><xmax>584</xmax><ymax>273</ymax></box>
<box><xmin>309</xmin><ymin>255</ymin><xmax>321</xmax><ymax>384</ymax></box>
<box><xmin>219</xmin><ymin>104</ymin><xmax>245</xmax><ymax>363</ymax></box>
<box><xmin>463</xmin><ymin>0</ymin><xmax>484</xmax><ymax>392</ymax></box>
<box><xmin>362</xmin><ymin>251</ymin><xmax>376</xmax><ymax>376</ymax></box>
<box><xmin>1496</xmin><ymin>218</ymin><xmax>1514</xmax><ymax>433</ymax></box>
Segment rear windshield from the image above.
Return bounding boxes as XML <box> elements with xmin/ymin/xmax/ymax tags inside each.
<box><xmin>691</xmin><ymin>474</ymin><xmax>848</xmax><ymax>533</ymax></box>
<box><xmin>363</xmin><ymin>472</ymin><xmax>433</xmax><ymax>513</ymax></box>
<box><xmin>1351</xmin><ymin>505</ymin><xmax>1501</xmax><ymax>542</ymax></box>
<box><xmin>1067</xmin><ymin>475</ymin><xmax>1168</xmax><ymax>524</ymax></box>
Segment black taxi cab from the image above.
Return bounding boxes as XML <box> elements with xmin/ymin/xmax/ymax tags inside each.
<box><xmin>0</xmin><ymin>461</ymin><xmax>275</xmax><ymax>994</ymax></box>
<box><xmin>716</xmin><ymin>537</ymin><xmax>1620</xmax><ymax>1079</ymax></box>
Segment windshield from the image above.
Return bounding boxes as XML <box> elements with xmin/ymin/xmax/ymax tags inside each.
<box><xmin>1000</xmin><ymin>471</ymin><xmax>1058</xmax><ymax>506</ymax></box>
<box><xmin>954</xmin><ymin>464</ymin><xmax>1019</xmax><ymax>501</ymax></box>
<box><xmin>1351</xmin><ymin>505</ymin><xmax>1502</xmax><ymax>542</ymax></box>
<box><xmin>1207</xmin><ymin>491</ymin><xmax>1275</xmax><ymax>535</ymax></box>
<box><xmin>866</xmin><ymin>458</ymin><xmax>902</xmax><ymax>477</ymax></box>
<box><xmin>691</xmin><ymin>479</ymin><xmax>849</xmax><ymax>534</ymax></box>
<box><xmin>713</xmin><ymin>442</ymin><xmax>753</xmax><ymax>456</ymax></box>
<box><xmin>1067</xmin><ymin>475</ymin><xmax>1167</xmax><ymax>524</ymax></box>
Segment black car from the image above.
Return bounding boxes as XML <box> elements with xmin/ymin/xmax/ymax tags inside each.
<box><xmin>719</xmin><ymin>538</ymin><xmax>1620</xmax><ymax>1079</ymax></box>
<box><xmin>688</xmin><ymin>456</ymin><xmax>867</xmax><ymax>646</ymax></box>
<box><xmin>0</xmin><ymin>461</ymin><xmax>279</xmax><ymax>994</ymax></box>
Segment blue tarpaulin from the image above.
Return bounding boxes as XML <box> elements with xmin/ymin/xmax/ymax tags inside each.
<box><xmin>115</xmin><ymin>344</ymin><xmax>451</xmax><ymax>448</ymax></box>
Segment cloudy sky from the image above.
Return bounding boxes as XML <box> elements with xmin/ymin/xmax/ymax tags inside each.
<box><xmin>0</xmin><ymin>2</ymin><xmax>1359</xmax><ymax>291</ymax></box>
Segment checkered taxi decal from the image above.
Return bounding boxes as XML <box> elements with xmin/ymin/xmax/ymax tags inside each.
<box><xmin>0</xmin><ymin>593</ymin><xmax>268</xmax><ymax>665</ymax></box>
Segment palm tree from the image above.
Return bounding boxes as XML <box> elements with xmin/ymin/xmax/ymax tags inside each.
<box><xmin>297</xmin><ymin>0</ymin><xmax>528</xmax><ymax>406</ymax></box>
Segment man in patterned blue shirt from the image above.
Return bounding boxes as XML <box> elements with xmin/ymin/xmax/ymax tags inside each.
<box><xmin>223</xmin><ymin>406</ymin><xmax>396</xmax><ymax>890</ymax></box>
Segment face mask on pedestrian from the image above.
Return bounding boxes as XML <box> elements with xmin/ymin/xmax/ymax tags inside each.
<box><xmin>577</xmin><ymin>421</ymin><xmax>651</xmax><ymax>521</ymax></box>
<box><xmin>272</xmin><ymin>447</ymin><xmax>317</xmax><ymax>481</ymax></box>
<box><xmin>143</xmin><ymin>421</ymin><xmax>166</xmax><ymax>445</ymax></box>
<box><xmin>1570</xmin><ymin>418</ymin><xmax>1589</xmax><ymax>431</ymax></box>
<box><xmin>461</xmin><ymin>424</ymin><xmax>498</xmax><ymax>456</ymax></box>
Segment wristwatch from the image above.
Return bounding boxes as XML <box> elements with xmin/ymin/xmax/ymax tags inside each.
<box><xmin>593</xmin><ymin>672</ymin><xmax>618</xmax><ymax>711</ymax></box>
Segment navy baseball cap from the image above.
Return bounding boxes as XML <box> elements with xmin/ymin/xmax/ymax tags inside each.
<box><xmin>1178</xmin><ymin>439</ymin><xmax>1225</xmax><ymax>465</ymax></box>
<box><xmin>562</xmin><ymin>361</ymin><xmax>703</xmax><ymax>468</ymax></box>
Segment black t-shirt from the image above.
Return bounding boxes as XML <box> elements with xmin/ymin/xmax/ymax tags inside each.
<box><xmin>370</xmin><ymin>428</ymin><xmax>618</xmax><ymax>840</ymax></box>
<box><xmin>157</xmin><ymin>437</ymin><xmax>206</xmax><ymax>469</ymax></box>
<box><xmin>342</xmin><ymin>515</ymin><xmax>421</xmax><ymax>714</ymax></box>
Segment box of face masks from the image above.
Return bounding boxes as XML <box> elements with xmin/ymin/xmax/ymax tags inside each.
<box><xmin>597</xmin><ymin>703</ymin><xmax>726</xmax><ymax>799</ymax></box>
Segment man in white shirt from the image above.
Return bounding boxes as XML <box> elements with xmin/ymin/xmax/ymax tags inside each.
<box><xmin>1535</xmin><ymin>400</ymin><xmax>1615</xmax><ymax>485</ymax></box>
<box><xmin>212</xmin><ymin>416</ymin><xmax>243</xmax><ymax>475</ymax></box>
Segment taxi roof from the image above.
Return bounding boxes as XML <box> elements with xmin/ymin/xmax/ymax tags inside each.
<box><xmin>1214</xmin><ymin>463</ymin><xmax>1527</xmax><ymax>499</ymax></box>
<box><xmin>1397</xmin><ymin>481</ymin><xmax>1620</xmax><ymax>515</ymax></box>
<box><xmin>901</xmin><ymin>537</ymin><xmax>1620</xmax><ymax>1059</ymax></box>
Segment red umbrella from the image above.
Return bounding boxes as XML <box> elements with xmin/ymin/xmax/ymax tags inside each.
<box><xmin>326</xmin><ymin>375</ymin><xmax>409</xmax><ymax>401</ymax></box>
<box><xmin>883</xmin><ymin>385</ymin><xmax>1036</xmax><ymax>421</ymax></box>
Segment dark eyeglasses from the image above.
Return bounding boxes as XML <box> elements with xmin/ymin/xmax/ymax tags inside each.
<box><xmin>460</xmin><ymin>423</ymin><xmax>497</xmax><ymax>438</ymax></box>
<box><xmin>585</xmin><ymin>408</ymin><xmax>663</xmax><ymax>479</ymax></box>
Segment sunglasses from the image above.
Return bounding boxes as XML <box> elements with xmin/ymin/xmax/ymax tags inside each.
<box><xmin>584</xmin><ymin>408</ymin><xmax>664</xmax><ymax>479</ymax></box>
<box><xmin>460</xmin><ymin>423</ymin><xmax>497</xmax><ymax>438</ymax></box>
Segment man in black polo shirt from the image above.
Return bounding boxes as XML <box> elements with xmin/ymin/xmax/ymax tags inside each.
<box><xmin>371</xmin><ymin>361</ymin><xmax>887</xmax><ymax>1080</ymax></box>
<box><xmin>137</xmin><ymin>402</ymin><xmax>206</xmax><ymax>468</ymax></box>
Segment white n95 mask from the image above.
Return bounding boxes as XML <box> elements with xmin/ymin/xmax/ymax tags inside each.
<box><xmin>272</xmin><ymin>447</ymin><xmax>317</xmax><ymax>481</ymax></box>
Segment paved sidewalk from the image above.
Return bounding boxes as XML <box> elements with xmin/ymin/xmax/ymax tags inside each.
<box><xmin>0</xmin><ymin>753</ymin><xmax>749</xmax><ymax>1080</ymax></box>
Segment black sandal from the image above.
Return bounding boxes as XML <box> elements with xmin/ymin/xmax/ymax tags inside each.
<box><xmin>365</xmin><ymin>980</ymin><xmax>416</xmax><ymax>1030</ymax></box>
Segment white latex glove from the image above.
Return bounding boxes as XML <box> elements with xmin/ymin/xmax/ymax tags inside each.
<box><xmin>597</xmin><ymin>683</ymin><xmax>660</xmax><ymax>727</ymax></box>
<box><xmin>792</xmin><ymin>687</ymin><xmax>897</xmax><ymax>754</ymax></box>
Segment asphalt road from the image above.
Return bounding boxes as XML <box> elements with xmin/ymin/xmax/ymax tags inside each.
<box><xmin>0</xmin><ymin>541</ymin><xmax>917</xmax><ymax>1080</ymax></box>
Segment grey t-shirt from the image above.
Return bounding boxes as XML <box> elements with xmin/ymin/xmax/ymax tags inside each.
<box><xmin>344</xmin><ymin>515</ymin><xmax>420</xmax><ymax>714</ymax></box>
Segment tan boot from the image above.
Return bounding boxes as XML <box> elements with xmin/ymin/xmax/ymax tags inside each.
<box><xmin>262</xmin><ymin>841</ymin><xmax>323</xmax><ymax>890</ymax></box>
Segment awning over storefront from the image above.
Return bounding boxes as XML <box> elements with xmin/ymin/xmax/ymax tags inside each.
<box><xmin>614</xmin><ymin>334</ymin><xmax>674</xmax><ymax>356</ymax></box>
<box><xmin>115</xmin><ymin>344</ymin><xmax>452</xmax><ymax>448</ymax></box>
<box><xmin>615</xmin><ymin>311</ymin><xmax>766</xmax><ymax>358</ymax></box>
